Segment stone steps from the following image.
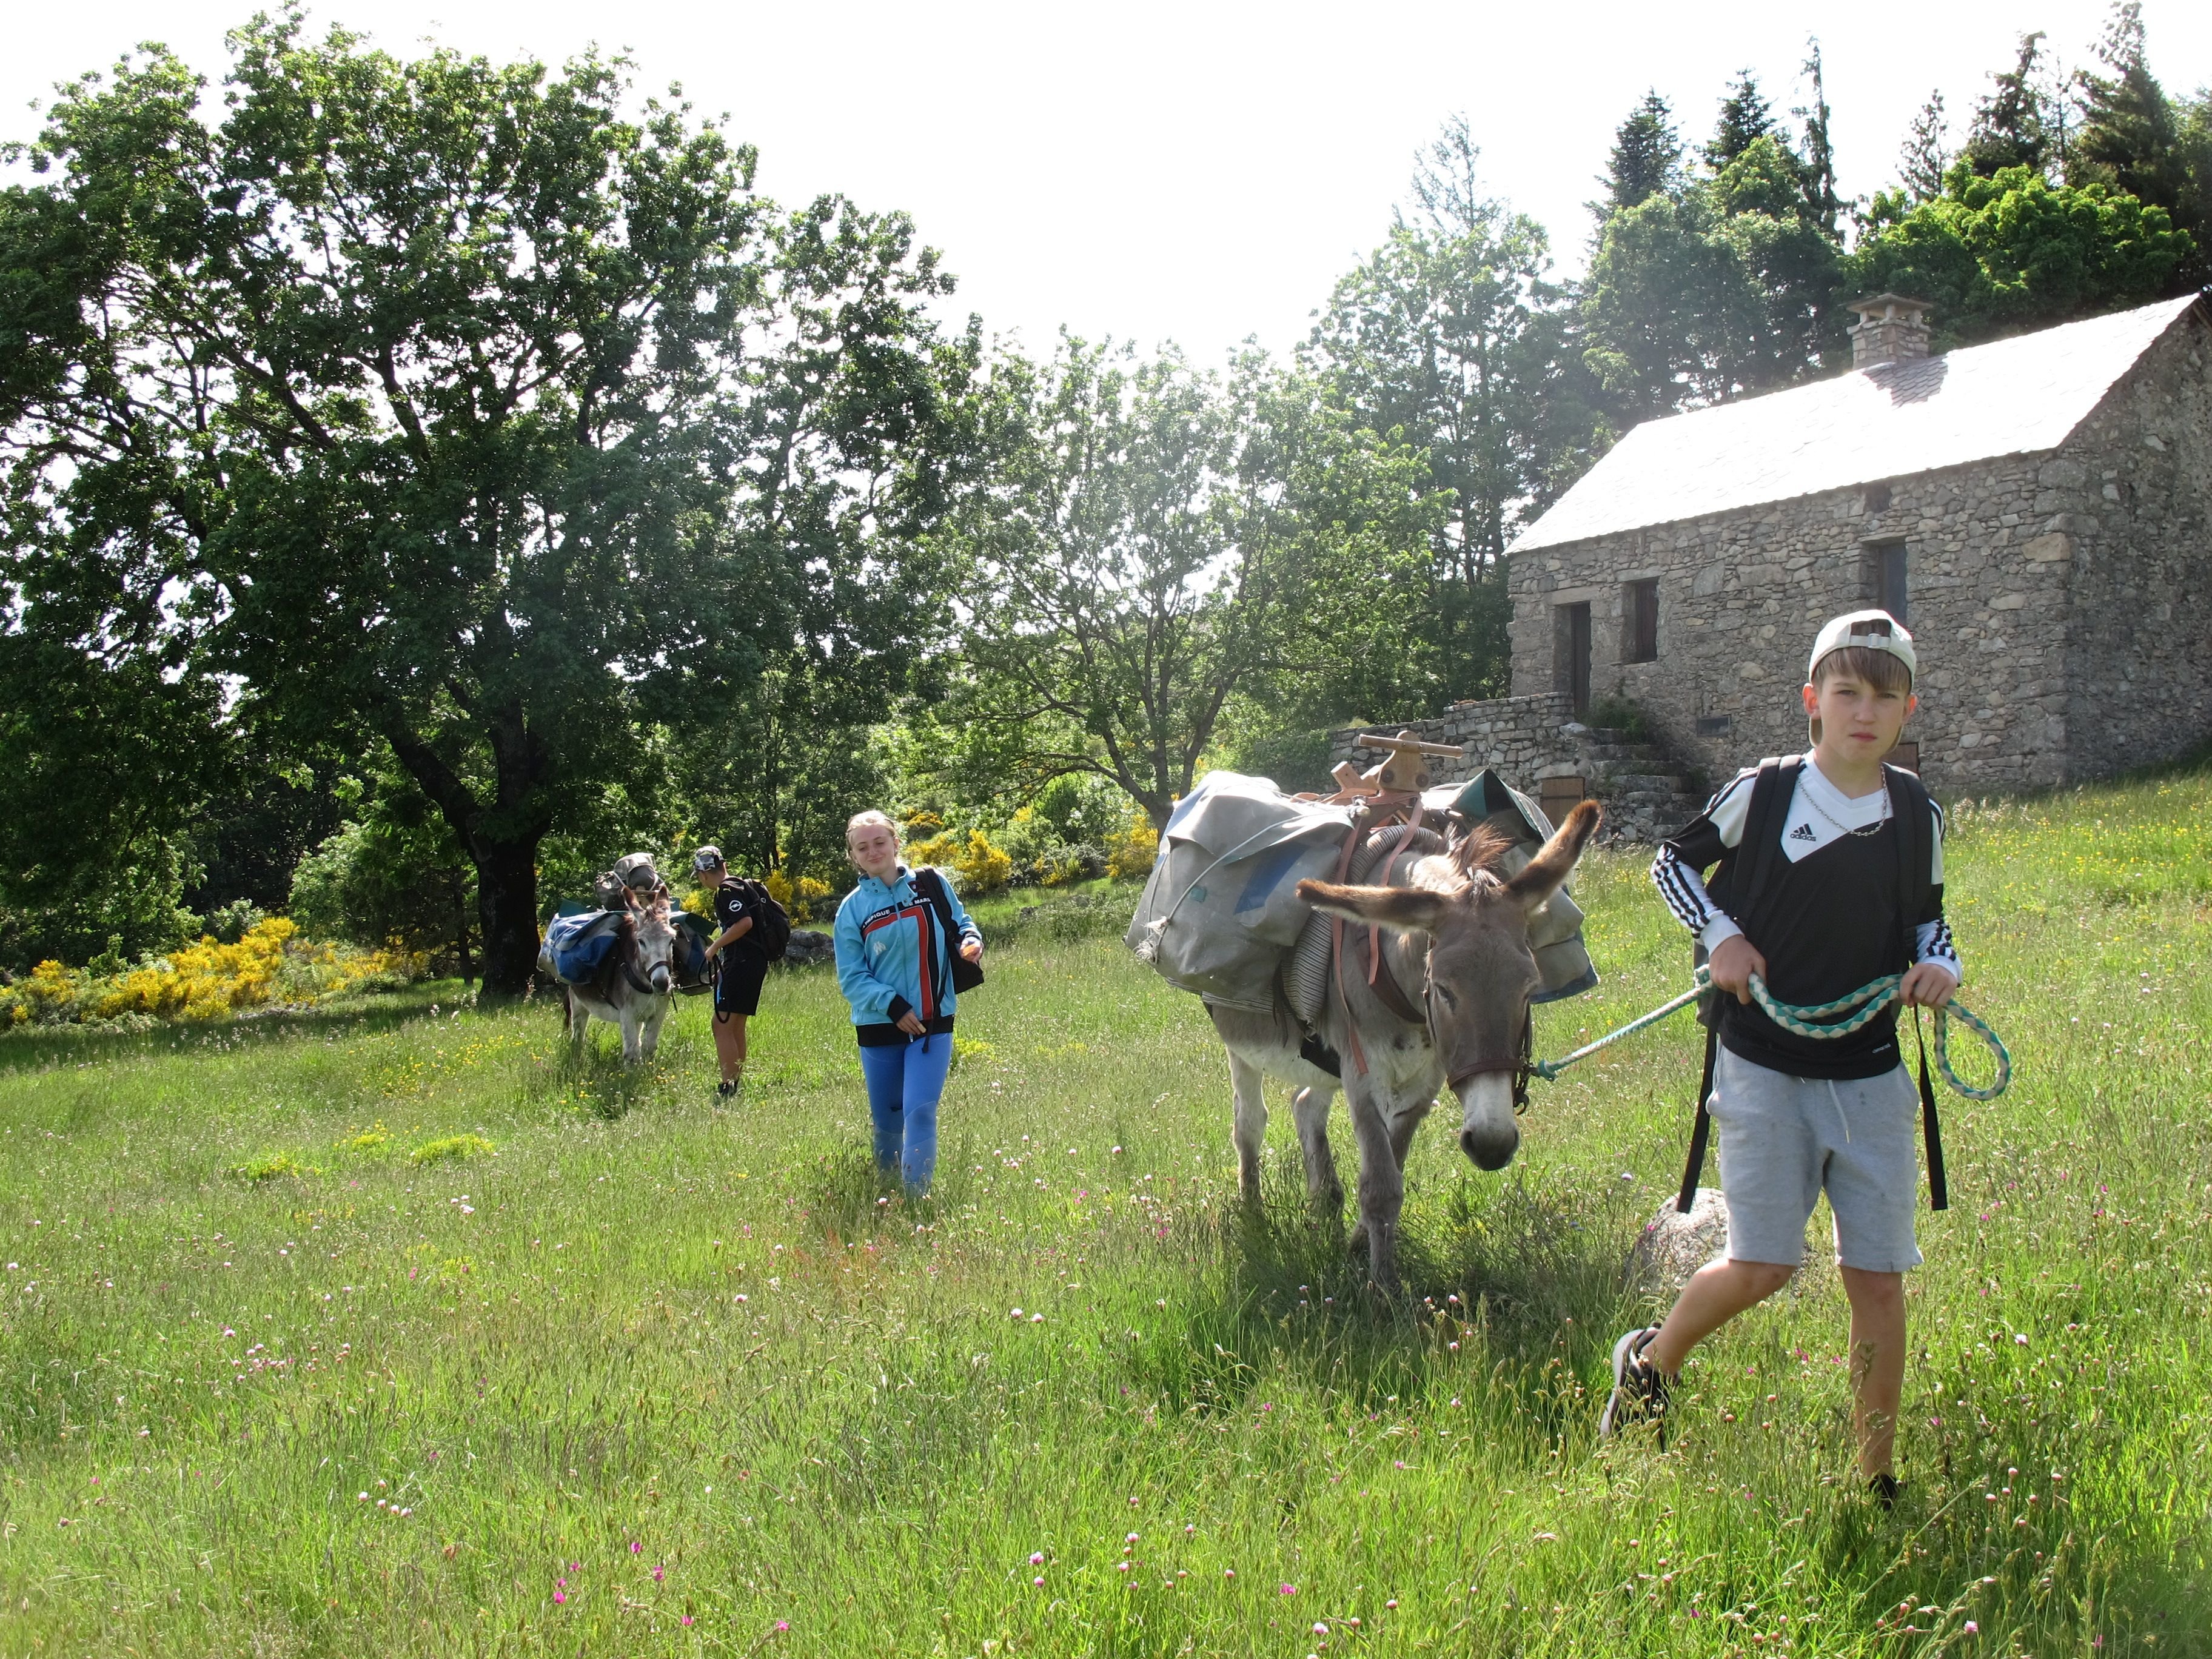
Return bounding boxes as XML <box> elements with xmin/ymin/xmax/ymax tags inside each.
<box><xmin>1557</xmin><ymin>722</ymin><xmax>1706</xmax><ymax>845</ymax></box>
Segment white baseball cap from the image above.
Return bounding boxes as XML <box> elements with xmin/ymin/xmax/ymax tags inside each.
<box><xmin>1807</xmin><ymin>609</ymin><xmax>1915</xmax><ymax>685</ymax></box>
<box><xmin>1806</xmin><ymin>609</ymin><xmax>1917</xmax><ymax>748</ymax></box>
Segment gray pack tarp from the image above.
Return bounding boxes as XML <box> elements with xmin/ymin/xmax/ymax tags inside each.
<box><xmin>1128</xmin><ymin>768</ymin><xmax>1598</xmax><ymax>1017</ymax></box>
<box><xmin>1125</xmin><ymin>772</ymin><xmax>1356</xmax><ymax>1014</ymax></box>
<box><xmin>1442</xmin><ymin>769</ymin><xmax>1597</xmax><ymax>1003</ymax></box>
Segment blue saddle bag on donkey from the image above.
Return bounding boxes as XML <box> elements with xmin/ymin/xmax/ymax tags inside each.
<box><xmin>543</xmin><ymin>910</ymin><xmax>620</xmax><ymax>986</ymax></box>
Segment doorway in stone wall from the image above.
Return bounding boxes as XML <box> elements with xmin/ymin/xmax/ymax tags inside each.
<box><xmin>1555</xmin><ymin>602</ymin><xmax>1592</xmax><ymax>716</ymax></box>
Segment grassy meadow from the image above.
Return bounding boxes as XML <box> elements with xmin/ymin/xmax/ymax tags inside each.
<box><xmin>2</xmin><ymin>771</ymin><xmax>2210</xmax><ymax>1657</ymax></box>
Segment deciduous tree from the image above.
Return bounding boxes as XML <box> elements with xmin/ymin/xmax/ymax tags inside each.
<box><xmin>0</xmin><ymin>17</ymin><xmax>970</xmax><ymax>993</ymax></box>
<box><xmin>1309</xmin><ymin>119</ymin><xmax>1603</xmax><ymax>701</ymax></box>
<box><xmin>944</xmin><ymin>342</ymin><xmax>1435</xmax><ymax>828</ymax></box>
<box><xmin>1854</xmin><ymin>163</ymin><xmax>2193</xmax><ymax>345</ymax></box>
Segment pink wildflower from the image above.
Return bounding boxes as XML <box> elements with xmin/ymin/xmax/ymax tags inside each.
<box><xmin>552</xmin><ymin>1591</ymin><xmax>566</xmax><ymax>1605</ymax></box>
<box><xmin>1030</xmin><ymin>1552</ymin><xmax>1045</xmax><ymax>1565</ymax></box>
<box><xmin>631</xmin><ymin>1540</ymin><xmax>642</xmax><ymax>1553</ymax></box>
<box><xmin>1279</xmin><ymin>1583</ymin><xmax>1298</xmax><ymax>1595</ymax></box>
<box><xmin>653</xmin><ymin>1565</ymin><xmax>665</xmax><ymax>1583</ymax></box>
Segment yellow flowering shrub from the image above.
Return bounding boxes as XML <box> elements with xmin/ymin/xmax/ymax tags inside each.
<box><xmin>695</xmin><ymin>870</ymin><xmax>832</xmax><ymax>923</ymax></box>
<box><xmin>794</xmin><ymin>876</ymin><xmax>832</xmax><ymax>922</ymax></box>
<box><xmin>1</xmin><ymin>918</ymin><xmax>426</xmax><ymax>1030</ymax></box>
<box><xmin>907</xmin><ymin>828</ymin><xmax>1014</xmax><ymax>896</ymax></box>
<box><xmin>1105</xmin><ymin>811</ymin><xmax>1161</xmax><ymax>879</ymax></box>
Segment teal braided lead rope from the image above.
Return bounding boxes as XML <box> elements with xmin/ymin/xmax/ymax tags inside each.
<box><xmin>1527</xmin><ymin>984</ymin><xmax>1704</xmax><ymax>1082</ymax></box>
<box><xmin>1528</xmin><ymin>966</ymin><xmax>2011</xmax><ymax>1100</ymax></box>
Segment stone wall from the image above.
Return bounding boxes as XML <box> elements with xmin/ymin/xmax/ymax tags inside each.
<box><xmin>2059</xmin><ymin>306</ymin><xmax>2212</xmax><ymax>771</ymax></box>
<box><xmin>1328</xmin><ymin>692</ymin><xmax>1582</xmax><ymax>787</ymax></box>
<box><xmin>1504</xmin><ymin>314</ymin><xmax>2212</xmax><ymax>793</ymax></box>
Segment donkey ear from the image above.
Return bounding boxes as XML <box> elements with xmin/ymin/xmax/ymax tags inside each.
<box><xmin>1296</xmin><ymin>879</ymin><xmax>1453</xmax><ymax>937</ymax></box>
<box><xmin>1503</xmin><ymin>799</ymin><xmax>1603</xmax><ymax>910</ymax></box>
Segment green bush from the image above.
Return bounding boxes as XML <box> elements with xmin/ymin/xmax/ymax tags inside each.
<box><xmin>1583</xmin><ymin>695</ymin><xmax>1654</xmax><ymax>740</ymax></box>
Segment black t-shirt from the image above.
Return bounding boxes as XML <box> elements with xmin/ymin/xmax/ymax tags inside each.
<box><xmin>711</xmin><ymin>881</ymin><xmax>765</xmax><ymax>961</ymax></box>
<box><xmin>1663</xmin><ymin>768</ymin><xmax>1948</xmax><ymax>1081</ymax></box>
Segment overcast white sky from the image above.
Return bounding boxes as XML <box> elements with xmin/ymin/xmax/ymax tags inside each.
<box><xmin>5</xmin><ymin>2</ymin><xmax>2208</xmax><ymax>363</ymax></box>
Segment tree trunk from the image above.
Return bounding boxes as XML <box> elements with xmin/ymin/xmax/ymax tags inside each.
<box><xmin>383</xmin><ymin>718</ymin><xmax>550</xmax><ymax>1003</ymax></box>
<box><xmin>450</xmin><ymin>867</ymin><xmax>474</xmax><ymax>985</ymax></box>
<box><xmin>471</xmin><ymin>833</ymin><xmax>541</xmax><ymax>1000</ymax></box>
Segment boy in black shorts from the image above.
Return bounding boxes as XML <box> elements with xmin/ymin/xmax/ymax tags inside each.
<box><xmin>694</xmin><ymin>846</ymin><xmax>766</xmax><ymax>1098</ymax></box>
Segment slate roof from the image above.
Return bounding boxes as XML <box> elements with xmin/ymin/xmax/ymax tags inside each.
<box><xmin>1510</xmin><ymin>294</ymin><xmax>2204</xmax><ymax>554</ymax></box>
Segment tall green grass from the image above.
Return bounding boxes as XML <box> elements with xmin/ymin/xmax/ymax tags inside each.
<box><xmin>2</xmin><ymin>771</ymin><xmax>2208</xmax><ymax>1655</ymax></box>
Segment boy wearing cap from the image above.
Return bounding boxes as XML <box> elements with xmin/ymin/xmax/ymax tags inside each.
<box><xmin>1601</xmin><ymin>611</ymin><xmax>1961</xmax><ymax>1503</ymax></box>
<box><xmin>693</xmin><ymin>847</ymin><xmax>765</xmax><ymax>1098</ymax></box>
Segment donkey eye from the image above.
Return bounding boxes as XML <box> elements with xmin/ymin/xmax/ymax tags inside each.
<box><xmin>1433</xmin><ymin>985</ymin><xmax>1456</xmax><ymax>1008</ymax></box>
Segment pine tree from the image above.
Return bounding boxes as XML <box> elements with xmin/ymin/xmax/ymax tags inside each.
<box><xmin>1962</xmin><ymin>32</ymin><xmax>2054</xmax><ymax>176</ymax></box>
<box><xmin>2071</xmin><ymin>2</ymin><xmax>2180</xmax><ymax>207</ymax></box>
<box><xmin>1795</xmin><ymin>39</ymin><xmax>1842</xmax><ymax>239</ymax></box>
<box><xmin>1706</xmin><ymin>70</ymin><xmax>1779</xmax><ymax>170</ymax></box>
<box><xmin>1600</xmin><ymin>91</ymin><xmax>1684</xmax><ymax>214</ymax></box>
<box><xmin>1900</xmin><ymin>90</ymin><xmax>1951</xmax><ymax>202</ymax></box>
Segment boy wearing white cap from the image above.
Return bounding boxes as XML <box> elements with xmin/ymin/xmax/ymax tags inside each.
<box><xmin>1601</xmin><ymin>611</ymin><xmax>1961</xmax><ymax>1504</ymax></box>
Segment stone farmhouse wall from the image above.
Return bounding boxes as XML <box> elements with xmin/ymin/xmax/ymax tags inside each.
<box><xmin>1327</xmin><ymin>693</ymin><xmax>1582</xmax><ymax>788</ymax></box>
<box><xmin>1504</xmin><ymin>307</ymin><xmax>2212</xmax><ymax>796</ymax></box>
<box><xmin>2060</xmin><ymin>307</ymin><xmax>2212</xmax><ymax>769</ymax></box>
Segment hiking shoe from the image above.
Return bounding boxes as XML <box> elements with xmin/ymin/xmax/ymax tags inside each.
<box><xmin>1867</xmin><ymin>1471</ymin><xmax>1901</xmax><ymax>1510</ymax></box>
<box><xmin>1598</xmin><ymin>1325</ymin><xmax>1671</xmax><ymax>1443</ymax></box>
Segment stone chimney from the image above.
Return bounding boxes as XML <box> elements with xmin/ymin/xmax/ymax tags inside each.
<box><xmin>1845</xmin><ymin>293</ymin><xmax>1933</xmax><ymax>369</ymax></box>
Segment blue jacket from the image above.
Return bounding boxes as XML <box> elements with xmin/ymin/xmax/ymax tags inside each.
<box><xmin>834</xmin><ymin>864</ymin><xmax>982</xmax><ymax>1031</ymax></box>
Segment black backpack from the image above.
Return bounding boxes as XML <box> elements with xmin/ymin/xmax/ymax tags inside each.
<box><xmin>732</xmin><ymin>879</ymin><xmax>792</xmax><ymax>962</ymax></box>
<box><xmin>1672</xmin><ymin>757</ymin><xmax>1946</xmax><ymax>1213</ymax></box>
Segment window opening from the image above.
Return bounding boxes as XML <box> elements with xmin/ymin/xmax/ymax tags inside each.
<box><xmin>1863</xmin><ymin>540</ymin><xmax>1908</xmax><ymax>623</ymax></box>
<box><xmin>1623</xmin><ymin>578</ymin><xmax>1659</xmax><ymax>663</ymax></box>
<box><xmin>1555</xmin><ymin>602</ymin><xmax>1592</xmax><ymax>717</ymax></box>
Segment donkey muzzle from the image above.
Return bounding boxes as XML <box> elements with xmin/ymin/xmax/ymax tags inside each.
<box><xmin>1454</xmin><ymin>1071</ymin><xmax>1521</xmax><ymax>1170</ymax></box>
<box><xmin>650</xmin><ymin>964</ymin><xmax>672</xmax><ymax>994</ymax></box>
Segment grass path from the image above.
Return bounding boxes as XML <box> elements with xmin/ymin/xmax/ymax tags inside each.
<box><xmin>2</xmin><ymin>773</ymin><xmax>2209</xmax><ymax>1655</ymax></box>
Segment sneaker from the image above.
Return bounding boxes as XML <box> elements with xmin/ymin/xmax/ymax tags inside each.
<box><xmin>1598</xmin><ymin>1325</ymin><xmax>1671</xmax><ymax>1443</ymax></box>
<box><xmin>1867</xmin><ymin>1471</ymin><xmax>1901</xmax><ymax>1510</ymax></box>
<box><xmin>716</xmin><ymin>1079</ymin><xmax>739</xmax><ymax>1099</ymax></box>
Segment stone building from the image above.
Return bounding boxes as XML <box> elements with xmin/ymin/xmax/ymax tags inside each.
<box><xmin>1500</xmin><ymin>292</ymin><xmax>2212</xmax><ymax>793</ymax></box>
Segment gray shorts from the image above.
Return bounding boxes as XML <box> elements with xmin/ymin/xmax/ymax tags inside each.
<box><xmin>1710</xmin><ymin>1047</ymin><xmax>1924</xmax><ymax>1273</ymax></box>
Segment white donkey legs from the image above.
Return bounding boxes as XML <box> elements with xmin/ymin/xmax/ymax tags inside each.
<box><xmin>1290</xmin><ymin>1085</ymin><xmax>1343</xmax><ymax>1213</ymax></box>
<box><xmin>1229</xmin><ymin>1051</ymin><xmax>1270</xmax><ymax>1200</ymax></box>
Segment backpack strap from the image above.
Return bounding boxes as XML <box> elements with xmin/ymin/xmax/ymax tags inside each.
<box><xmin>1884</xmin><ymin>760</ymin><xmax>1946</xmax><ymax>1211</ymax></box>
<box><xmin>1677</xmin><ymin>756</ymin><xmax>1794</xmax><ymax>1212</ymax></box>
<box><xmin>914</xmin><ymin>866</ymin><xmax>956</xmax><ymax>959</ymax></box>
<box><xmin>1675</xmin><ymin>1022</ymin><xmax>1721</xmax><ymax>1213</ymax></box>
<box><xmin>1734</xmin><ymin>755</ymin><xmax>1802</xmax><ymax>914</ymax></box>
<box><xmin>1883</xmin><ymin>762</ymin><xmax>1933</xmax><ymax>968</ymax></box>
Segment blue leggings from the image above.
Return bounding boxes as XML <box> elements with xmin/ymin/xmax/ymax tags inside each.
<box><xmin>859</xmin><ymin>1033</ymin><xmax>954</xmax><ymax>1193</ymax></box>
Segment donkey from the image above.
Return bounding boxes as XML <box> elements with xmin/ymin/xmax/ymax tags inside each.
<box><xmin>564</xmin><ymin>902</ymin><xmax>679</xmax><ymax>1063</ymax></box>
<box><xmin>1206</xmin><ymin>799</ymin><xmax>1601</xmax><ymax>1290</ymax></box>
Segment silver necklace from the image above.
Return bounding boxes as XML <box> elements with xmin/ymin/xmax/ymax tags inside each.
<box><xmin>1800</xmin><ymin>783</ymin><xmax>1891</xmax><ymax>839</ymax></box>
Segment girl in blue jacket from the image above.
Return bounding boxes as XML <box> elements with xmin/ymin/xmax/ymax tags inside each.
<box><xmin>833</xmin><ymin>811</ymin><xmax>984</xmax><ymax>1195</ymax></box>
